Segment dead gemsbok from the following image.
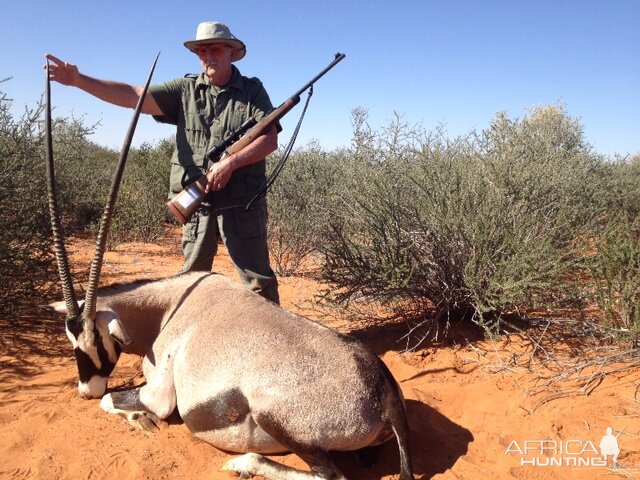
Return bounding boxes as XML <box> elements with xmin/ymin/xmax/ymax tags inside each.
<box><xmin>45</xmin><ymin>54</ymin><xmax>413</xmax><ymax>480</ymax></box>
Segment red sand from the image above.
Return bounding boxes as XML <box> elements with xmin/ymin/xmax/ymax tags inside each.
<box><xmin>2</xmin><ymin>233</ymin><xmax>639</xmax><ymax>479</ymax></box>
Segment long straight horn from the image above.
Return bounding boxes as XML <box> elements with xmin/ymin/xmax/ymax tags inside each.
<box><xmin>45</xmin><ymin>60</ymin><xmax>80</xmax><ymax>318</ymax></box>
<box><xmin>83</xmin><ymin>52</ymin><xmax>160</xmax><ymax>320</ymax></box>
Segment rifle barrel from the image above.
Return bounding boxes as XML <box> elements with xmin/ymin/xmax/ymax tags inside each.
<box><xmin>291</xmin><ymin>52</ymin><xmax>346</xmax><ymax>100</ymax></box>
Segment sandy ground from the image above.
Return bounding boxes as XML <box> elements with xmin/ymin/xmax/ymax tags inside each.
<box><xmin>1</xmin><ymin>230</ymin><xmax>639</xmax><ymax>480</ymax></box>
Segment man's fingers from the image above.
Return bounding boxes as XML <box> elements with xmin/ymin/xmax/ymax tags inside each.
<box><xmin>44</xmin><ymin>55</ymin><xmax>79</xmax><ymax>86</ymax></box>
<box><xmin>45</xmin><ymin>53</ymin><xmax>64</xmax><ymax>66</ymax></box>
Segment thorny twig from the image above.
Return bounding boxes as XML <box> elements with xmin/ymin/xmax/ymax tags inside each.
<box><xmin>478</xmin><ymin>316</ymin><xmax>640</xmax><ymax>412</ymax></box>
<box><xmin>528</xmin><ymin>349</ymin><xmax>640</xmax><ymax>412</ymax></box>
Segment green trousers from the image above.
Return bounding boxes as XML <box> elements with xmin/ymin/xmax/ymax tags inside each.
<box><xmin>177</xmin><ymin>204</ymin><xmax>280</xmax><ymax>304</ymax></box>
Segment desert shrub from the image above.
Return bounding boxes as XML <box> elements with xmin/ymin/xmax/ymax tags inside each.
<box><xmin>0</xmin><ymin>84</ymin><xmax>128</xmax><ymax>316</ymax></box>
<box><xmin>0</xmin><ymin>86</ymin><xmax>57</xmax><ymax>317</ymax></box>
<box><xmin>0</xmin><ymin>80</ymin><xmax>175</xmax><ymax>316</ymax></box>
<box><xmin>266</xmin><ymin>142</ymin><xmax>341</xmax><ymax>276</ymax></box>
<box><xmin>589</xmin><ymin>214</ymin><xmax>640</xmax><ymax>345</ymax></box>
<box><xmin>587</xmin><ymin>156</ymin><xmax>640</xmax><ymax>346</ymax></box>
<box><xmin>49</xmin><ymin>117</ymin><xmax>116</xmax><ymax>229</ymax></box>
<box><xmin>600</xmin><ymin>154</ymin><xmax>640</xmax><ymax>223</ymax></box>
<box><xmin>54</xmin><ymin>130</ymin><xmax>173</xmax><ymax>247</ymax></box>
<box><xmin>479</xmin><ymin>106</ymin><xmax>608</xmax><ymax>237</ymax></box>
<box><xmin>105</xmin><ymin>138</ymin><xmax>175</xmax><ymax>246</ymax></box>
<box><xmin>320</xmin><ymin>106</ymin><xmax>604</xmax><ymax>336</ymax></box>
<box><xmin>52</xmin><ymin>129</ymin><xmax>172</xmax><ymax>248</ymax></box>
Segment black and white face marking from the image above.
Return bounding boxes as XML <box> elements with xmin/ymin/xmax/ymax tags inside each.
<box><xmin>66</xmin><ymin>315</ymin><xmax>120</xmax><ymax>399</ymax></box>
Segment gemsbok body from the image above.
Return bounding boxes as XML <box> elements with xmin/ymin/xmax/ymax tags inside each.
<box><xmin>45</xmin><ymin>55</ymin><xmax>413</xmax><ymax>480</ymax></box>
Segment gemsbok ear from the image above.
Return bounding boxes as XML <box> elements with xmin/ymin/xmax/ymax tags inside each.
<box><xmin>49</xmin><ymin>301</ymin><xmax>68</xmax><ymax>314</ymax></box>
<box><xmin>49</xmin><ymin>300</ymin><xmax>85</xmax><ymax>314</ymax></box>
<box><xmin>108</xmin><ymin>317</ymin><xmax>132</xmax><ymax>346</ymax></box>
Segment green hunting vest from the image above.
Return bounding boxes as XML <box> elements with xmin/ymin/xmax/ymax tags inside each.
<box><xmin>149</xmin><ymin>66</ymin><xmax>275</xmax><ymax>208</ymax></box>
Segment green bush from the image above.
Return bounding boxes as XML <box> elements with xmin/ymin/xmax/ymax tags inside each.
<box><xmin>320</xmin><ymin>106</ymin><xmax>606</xmax><ymax>335</ymax></box>
<box><xmin>587</xmin><ymin>155</ymin><xmax>640</xmax><ymax>346</ymax></box>
<box><xmin>103</xmin><ymin>138</ymin><xmax>175</xmax><ymax>247</ymax></box>
<box><xmin>266</xmin><ymin>142</ymin><xmax>340</xmax><ymax>275</ymax></box>
<box><xmin>0</xmin><ymin>81</ymin><xmax>176</xmax><ymax>317</ymax></box>
<box><xmin>589</xmin><ymin>215</ymin><xmax>640</xmax><ymax>345</ymax></box>
<box><xmin>5</xmin><ymin>77</ymin><xmax>639</xmax><ymax>349</ymax></box>
<box><xmin>52</xmin><ymin>126</ymin><xmax>174</xmax><ymax>247</ymax></box>
<box><xmin>0</xmin><ymin>85</ymin><xmax>57</xmax><ymax>317</ymax></box>
<box><xmin>49</xmin><ymin>117</ymin><xmax>115</xmax><ymax>229</ymax></box>
<box><xmin>601</xmin><ymin>154</ymin><xmax>640</xmax><ymax>224</ymax></box>
<box><xmin>47</xmin><ymin>116</ymin><xmax>175</xmax><ymax>248</ymax></box>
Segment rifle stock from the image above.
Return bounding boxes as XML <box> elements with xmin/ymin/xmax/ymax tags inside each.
<box><xmin>167</xmin><ymin>53</ymin><xmax>345</xmax><ymax>224</ymax></box>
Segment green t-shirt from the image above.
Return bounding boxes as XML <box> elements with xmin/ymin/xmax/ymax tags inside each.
<box><xmin>150</xmin><ymin>66</ymin><xmax>275</xmax><ymax>207</ymax></box>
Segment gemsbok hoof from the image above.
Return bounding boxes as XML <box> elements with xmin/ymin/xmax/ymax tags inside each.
<box><xmin>126</xmin><ymin>411</ymin><xmax>166</xmax><ymax>432</ymax></box>
<box><xmin>221</xmin><ymin>453</ymin><xmax>261</xmax><ymax>478</ymax></box>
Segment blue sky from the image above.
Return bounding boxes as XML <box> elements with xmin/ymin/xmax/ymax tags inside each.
<box><xmin>2</xmin><ymin>0</ymin><xmax>638</xmax><ymax>156</ymax></box>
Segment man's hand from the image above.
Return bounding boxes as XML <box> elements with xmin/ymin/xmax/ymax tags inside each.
<box><xmin>46</xmin><ymin>54</ymin><xmax>80</xmax><ymax>87</ymax></box>
<box><xmin>203</xmin><ymin>126</ymin><xmax>277</xmax><ymax>194</ymax></box>
<box><xmin>205</xmin><ymin>156</ymin><xmax>234</xmax><ymax>193</ymax></box>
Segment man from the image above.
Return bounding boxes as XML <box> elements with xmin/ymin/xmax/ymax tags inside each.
<box><xmin>47</xmin><ymin>22</ymin><xmax>280</xmax><ymax>304</ymax></box>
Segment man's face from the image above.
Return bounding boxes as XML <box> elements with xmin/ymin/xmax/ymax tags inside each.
<box><xmin>197</xmin><ymin>44</ymin><xmax>235</xmax><ymax>85</ymax></box>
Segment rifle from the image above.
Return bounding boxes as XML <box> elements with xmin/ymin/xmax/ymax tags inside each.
<box><xmin>167</xmin><ymin>52</ymin><xmax>346</xmax><ymax>224</ymax></box>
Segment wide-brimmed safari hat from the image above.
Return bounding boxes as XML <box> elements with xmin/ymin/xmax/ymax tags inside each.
<box><xmin>184</xmin><ymin>22</ymin><xmax>246</xmax><ymax>61</ymax></box>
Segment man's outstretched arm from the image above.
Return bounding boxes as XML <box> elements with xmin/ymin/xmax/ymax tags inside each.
<box><xmin>46</xmin><ymin>54</ymin><xmax>163</xmax><ymax>116</ymax></box>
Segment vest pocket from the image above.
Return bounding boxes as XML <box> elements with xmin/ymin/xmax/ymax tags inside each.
<box><xmin>184</xmin><ymin>127</ymin><xmax>209</xmax><ymax>150</ymax></box>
